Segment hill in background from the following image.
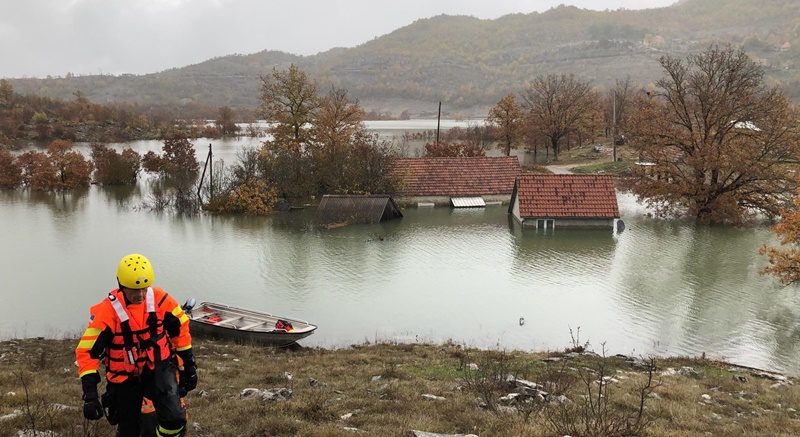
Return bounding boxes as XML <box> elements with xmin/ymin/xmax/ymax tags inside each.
<box><xmin>7</xmin><ymin>0</ymin><xmax>800</xmax><ymax>118</ymax></box>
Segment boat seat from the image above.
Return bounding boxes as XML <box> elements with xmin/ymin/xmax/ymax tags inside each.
<box><xmin>215</xmin><ymin>316</ymin><xmax>243</xmax><ymax>327</ymax></box>
<box><xmin>239</xmin><ymin>320</ymin><xmax>269</xmax><ymax>330</ymax></box>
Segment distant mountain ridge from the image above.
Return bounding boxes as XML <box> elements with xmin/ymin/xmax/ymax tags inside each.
<box><xmin>7</xmin><ymin>0</ymin><xmax>800</xmax><ymax>118</ymax></box>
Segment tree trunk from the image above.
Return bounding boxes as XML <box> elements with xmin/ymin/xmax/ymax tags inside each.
<box><xmin>551</xmin><ymin>137</ymin><xmax>559</xmax><ymax>161</ymax></box>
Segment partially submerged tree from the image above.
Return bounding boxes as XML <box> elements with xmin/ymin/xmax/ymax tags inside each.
<box><xmin>760</xmin><ymin>190</ymin><xmax>800</xmax><ymax>284</ymax></box>
<box><xmin>142</xmin><ymin>131</ymin><xmax>199</xmax><ymax>178</ymax></box>
<box><xmin>12</xmin><ymin>141</ymin><xmax>92</xmax><ymax>190</ymax></box>
<box><xmin>91</xmin><ymin>143</ymin><xmax>141</xmax><ymax>185</ymax></box>
<box><xmin>141</xmin><ymin>131</ymin><xmax>201</xmax><ymax>213</ymax></box>
<box><xmin>47</xmin><ymin>140</ymin><xmax>93</xmax><ymax>189</ymax></box>
<box><xmin>0</xmin><ymin>147</ymin><xmax>21</xmax><ymax>188</ymax></box>
<box><xmin>252</xmin><ymin>65</ymin><xmax>398</xmax><ymax>204</ymax></box>
<box><xmin>521</xmin><ymin>74</ymin><xmax>600</xmax><ymax>160</ymax></box>
<box><xmin>162</xmin><ymin>132</ymin><xmax>200</xmax><ymax>176</ymax></box>
<box><xmin>627</xmin><ymin>45</ymin><xmax>800</xmax><ymax>224</ymax></box>
<box><xmin>338</xmin><ymin>133</ymin><xmax>399</xmax><ymax>194</ymax></box>
<box><xmin>257</xmin><ymin>65</ymin><xmax>319</xmax><ymax>201</ymax></box>
<box><xmin>17</xmin><ymin>150</ymin><xmax>57</xmax><ymax>190</ymax></box>
<box><xmin>216</xmin><ymin>106</ymin><xmax>238</xmax><ymax>135</ymax></box>
<box><xmin>223</xmin><ymin>178</ymin><xmax>278</xmax><ymax>215</ymax></box>
<box><xmin>312</xmin><ymin>86</ymin><xmax>367</xmax><ymax>194</ymax></box>
<box><xmin>258</xmin><ymin>64</ymin><xmax>319</xmax><ymax>146</ymax></box>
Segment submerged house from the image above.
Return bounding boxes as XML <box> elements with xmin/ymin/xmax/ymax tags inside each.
<box><xmin>389</xmin><ymin>156</ymin><xmax>521</xmax><ymax>206</ymax></box>
<box><xmin>509</xmin><ymin>174</ymin><xmax>619</xmax><ymax>229</ymax></box>
<box><xmin>317</xmin><ymin>194</ymin><xmax>403</xmax><ymax>227</ymax></box>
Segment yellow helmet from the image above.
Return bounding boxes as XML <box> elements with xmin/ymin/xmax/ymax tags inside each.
<box><xmin>117</xmin><ymin>253</ymin><xmax>154</xmax><ymax>289</ymax></box>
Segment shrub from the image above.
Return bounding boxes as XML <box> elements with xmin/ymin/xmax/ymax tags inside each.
<box><xmin>91</xmin><ymin>143</ymin><xmax>141</xmax><ymax>185</ymax></box>
<box><xmin>0</xmin><ymin>147</ymin><xmax>22</xmax><ymax>188</ymax></box>
<box><xmin>17</xmin><ymin>151</ymin><xmax>57</xmax><ymax>190</ymax></box>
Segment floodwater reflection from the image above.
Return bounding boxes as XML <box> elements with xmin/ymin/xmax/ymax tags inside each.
<box><xmin>2</xmin><ymin>188</ymin><xmax>799</xmax><ymax>375</ymax></box>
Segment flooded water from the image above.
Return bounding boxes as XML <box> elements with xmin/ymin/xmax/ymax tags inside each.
<box><xmin>3</xmin><ymin>121</ymin><xmax>799</xmax><ymax>375</ymax></box>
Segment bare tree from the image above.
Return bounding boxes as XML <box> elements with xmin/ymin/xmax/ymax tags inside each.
<box><xmin>605</xmin><ymin>76</ymin><xmax>637</xmax><ymax>139</ymax></box>
<box><xmin>521</xmin><ymin>74</ymin><xmax>600</xmax><ymax>160</ymax></box>
<box><xmin>312</xmin><ymin>85</ymin><xmax>366</xmax><ymax>194</ymax></box>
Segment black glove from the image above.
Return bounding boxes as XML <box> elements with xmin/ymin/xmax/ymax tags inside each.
<box><xmin>180</xmin><ymin>363</ymin><xmax>198</xmax><ymax>393</ymax></box>
<box><xmin>81</xmin><ymin>373</ymin><xmax>103</xmax><ymax>421</ymax></box>
<box><xmin>83</xmin><ymin>392</ymin><xmax>103</xmax><ymax>420</ymax></box>
<box><xmin>177</xmin><ymin>349</ymin><xmax>198</xmax><ymax>394</ymax></box>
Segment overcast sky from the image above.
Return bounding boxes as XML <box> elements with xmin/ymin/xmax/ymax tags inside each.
<box><xmin>1</xmin><ymin>0</ymin><xmax>677</xmax><ymax>79</ymax></box>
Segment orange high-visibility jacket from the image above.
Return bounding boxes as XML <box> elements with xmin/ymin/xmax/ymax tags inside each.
<box><xmin>75</xmin><ymin>287</ymin><xmax>191</xmax><ymax>383</ymax></box>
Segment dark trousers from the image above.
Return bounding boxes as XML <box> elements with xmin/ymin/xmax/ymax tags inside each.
<box><xmin>108</xmin><ymin>361</ymin><xmax>186</xmax><ymax>437</ymax></box>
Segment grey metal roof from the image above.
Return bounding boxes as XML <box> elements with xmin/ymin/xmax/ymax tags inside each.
<box><xmin>451</xmin><ymin>197</ymin><xmax>486</xmax><ymax>208</ymax></box>
<box><xmin>317</xmin><ymin>194</ymin><xmax>403</xmax><ymax>226</ymax></box>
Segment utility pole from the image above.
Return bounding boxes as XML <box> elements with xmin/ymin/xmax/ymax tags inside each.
<box><xmin>612</xmin><ymin>91</ymin><xmax>617</xmax><ymax>162</ymax></box>
<box><xmin>197</xmin><ymin>144</ymin><xmax>213</xmax><ymax>203</ymax></box>
<box><xmin>436</xmin><ymin>101</ymin><xmax>442</xmax><ymax>145</ymax></box>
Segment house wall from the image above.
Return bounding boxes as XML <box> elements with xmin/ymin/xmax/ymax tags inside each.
<box><xmin>556</xmin><ymin>218</ymin><xmax>615</xmax><ymax>228</ymax></box>
<box><xmin>511</xmin><ymin>196</ymin><xmax>522</xmax><ymax>223</ymax></box>
<box><xmin>519</xmin><ymin>217</ymin><xmax>615</xmax><ymax>229</ymax></box>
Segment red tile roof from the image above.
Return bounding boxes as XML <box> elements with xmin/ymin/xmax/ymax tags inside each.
<box><xmin>390</xmin><ymin>156</ymin><xmax>521</xmax><ymax>196</ymax></box>
<box><xmin>515</xmin><ymin>174</ymin><xmax>619</xmax><ymax>218</ymax></box>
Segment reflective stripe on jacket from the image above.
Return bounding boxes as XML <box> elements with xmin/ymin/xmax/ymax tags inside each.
<box><xmin>75</xmin><ymin>286</ymin><xmax>191</xmax><ymax>382</ymax></box>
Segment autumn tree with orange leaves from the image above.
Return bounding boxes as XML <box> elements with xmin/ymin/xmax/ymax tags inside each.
<box><xmin>627</xmin><ymin>45</ymin><xmax>800</xmax><ymax>224</ymax></box>
<box><xmin>259</xmin><ymin>64</ymin><xmax>319</xmax><ymax>147</ymax></box>
<box><xmin>17</xmin><ymin>151</ymin><xmax>56</xmax><ymax>190</ymax></box>
<box><xmin>47</xmin><ymin>140</ymin><xmax>93</xmax><ymax>189</ymax></box>
<box><xmin>253</xmin><ymin>65</ymin><xmax>397</xmax><ymax>203</ymax></box>
<box><xmin>760</xmin><ymin>191</ymin><xmax>800</xmax><ymax>284</ymax></box>
<box><xmin>12</xmin><ymin>140</ymin><xmax>92</xmax><ymax>190</ymax></box>
<box><xmin>486</xmin><ymin>93</ymin><xmax>523</xmax><ymax>156</ymax></box>
<box><xmin>142</xmin><ymin>131</ymin><xmax>199</xmax><ymax>178</ymax></box>
<box><xmin>140</xmin><ymin>131</ymin><xmax>201</xmax><ymax>213</ymax></box>
<box><xmin>207</xmin><ymin>66</ymin><xmax>398</xmax><ymax>214</ymax></box>
<box><xmin>256</xmin><ymin>65</ymin><xmax>318</xmax><ymax>201</ymax></box>
<box><xmin>0</xmin><ymin>147</ymin><xmax>21</xmax><ymax>188</ymax></box>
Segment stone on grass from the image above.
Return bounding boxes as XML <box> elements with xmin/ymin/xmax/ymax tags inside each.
<box><xmin>239</xmin><ymin>387</ymin><xmax>292</xmax><ymax>402</ymax></box>
<box><xmin>408</xmin><ymin>431</ymin><xmax>478</xmax><ymax>437</ymax></box>
<box><xmin>310</xmin><ymin>378</ymin><xmax>328</xmax><ymax>387</ymax></box>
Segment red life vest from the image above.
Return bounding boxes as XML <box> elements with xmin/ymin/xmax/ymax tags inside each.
<box><xmin>103</xmin><ymin>287</ymin><xmax>173</xmax><ymax>383</ymax></box>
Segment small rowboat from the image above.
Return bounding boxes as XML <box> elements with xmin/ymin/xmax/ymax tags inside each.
<box><xmin>185</xmin><ymin>301</ymin><xmax>317</xmax><ymax>347</ymax></box>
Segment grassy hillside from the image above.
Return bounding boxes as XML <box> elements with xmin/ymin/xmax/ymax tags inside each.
<box><xmin>6</xmin><ymin>0</ymin><xmax>800</xmax><ymax>118</ymax></box>
<box><xmin>2</xmin><ymin>337</ymin><xmax>799</xmax><ymax>436</ymax></box>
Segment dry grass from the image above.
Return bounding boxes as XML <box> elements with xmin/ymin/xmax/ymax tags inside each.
<box><xmin>1</xmin><ymin>337</ymin><xmax>799</xmax><ymax>436</ymax></box>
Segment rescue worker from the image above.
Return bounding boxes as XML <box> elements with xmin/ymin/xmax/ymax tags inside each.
<box><xmin>76</xmin><ymin>253</ymin><xmax>198</xmax><ymax>437</ymax></box>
